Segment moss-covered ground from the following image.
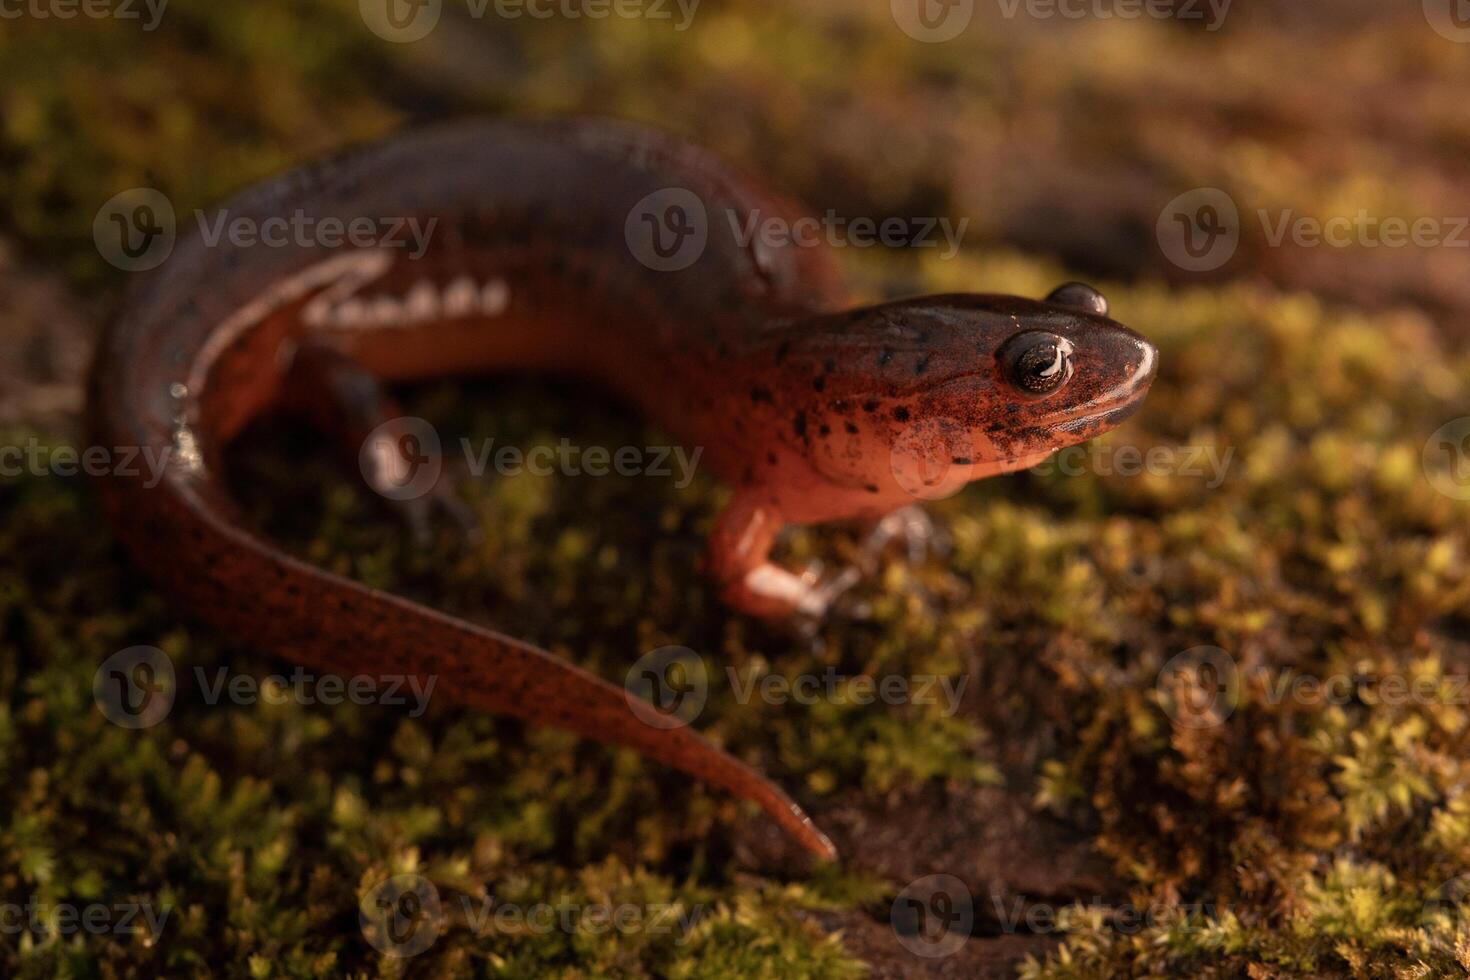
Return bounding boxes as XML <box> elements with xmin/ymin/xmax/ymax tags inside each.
<box><xmin>3</xmin><ymin>1</ymin><xmax>1470</xmax><ymax>976</ymax></box>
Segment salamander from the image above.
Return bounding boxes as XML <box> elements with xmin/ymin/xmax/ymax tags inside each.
<box><xmin>88</xmin><ymin>118</ymin><xmax>1157</xmax><ymax>861</ymax></box>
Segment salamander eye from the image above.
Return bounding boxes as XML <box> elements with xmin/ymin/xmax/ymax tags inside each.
<box><xmin>998</xmin><ymin>331</ymin><xmax>1074</xmax><ymax>397</ymax></box>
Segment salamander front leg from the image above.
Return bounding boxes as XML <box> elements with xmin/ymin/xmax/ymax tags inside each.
<box><xmin>279</xmin><ymin>340</ymin><xmax>480</xmax><ymax>544</ymax></box>
<box><xmin>705</xmin><ymin>489</ymin><xmax>860</xmax><ymax>621</ymax></box>
<box><xmin>864</xmin><ymin>505</ymin><xmax>948</xmax><ymax>567</ymax></box>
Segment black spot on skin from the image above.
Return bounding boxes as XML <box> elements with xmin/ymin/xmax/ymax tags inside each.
<box><xmin>766</xmin><ymin>451</ymin><xmax>777</xmax><ymax>465</ymax></box>
<box><xmin>893</xmin><ymin>406</ymin><xmax>910</xmax><ymax>422</ymax></box>
<box><xmin>812</xmin><ymin>376</ymin><xmax>825</xmax><ymax>392</ymax></box>
<box><xmin>1006</xmin><ymin>403</ymin><xmax>1021</xmax><ymax>414</ymax></box>
<box><xmin>952</xmin><ymin>456</ymin><xmax>972</xmax><ymax>465</ymax></box>
<box><xmin>878</xmin><ymin>347</ymin><xmax>893</xmax><ymax>367</ymax></box>
<box><xmin>915</xmin><ymin>354</ymin><xmax>930</xmax><ymax>375</ymax></box>
<box><xmin>864</xmin><ymin>483</ymin><xmax>880</xmax><ymax>493</ymax></box>
<box><xmin>751</xmin><ymin>385</ymin><xmax>773</xmax><ymax>404</ymax></box>
<box><xmin>775</xmin><ymin>340</ymin><xmax>790</xmax><ymax>364</ymax></box>
<box><xmin>794</xmin><ymin>411</ymin><xmax>807</xmax><ymax>438</ymax></box>
<box><xmin>844</xmin><ymin>422</ymin><xmax>859</xmax><ymax>434</ymax></box>
<box><xmin>818</xmin><ymin>424</ymin><xmax>831</xmax><ymax>436</ymax></box>
<box><xmin>863</xmin><ymin>399</ymin><xmax>879</xmax><ymax>413</ymax></box>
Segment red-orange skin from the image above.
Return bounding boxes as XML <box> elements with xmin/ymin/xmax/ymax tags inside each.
<box><xmin>88</xmin><ymin>119</ymin><xmax>1156</xmax><ymax>860</ymax></box>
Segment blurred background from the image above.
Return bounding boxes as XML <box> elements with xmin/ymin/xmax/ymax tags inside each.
<box><xmin>3</xmin><ymin>1</ymin><xmax>1470</xmax><ymax>977</ymax></box>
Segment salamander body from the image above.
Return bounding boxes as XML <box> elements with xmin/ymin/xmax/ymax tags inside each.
<box><xmin>89</xmin><ymin>119</ymin><xmax>1157</xmax><ymax>859</ymax></box>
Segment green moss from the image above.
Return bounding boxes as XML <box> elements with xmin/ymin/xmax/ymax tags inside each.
<box><xmin>5</xmin><ymin>1</ymin><xmax>1470</xmax><ymax>977</ymax></box>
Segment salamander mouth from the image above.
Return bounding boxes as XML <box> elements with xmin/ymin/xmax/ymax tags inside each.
<box><xmin>1042</xmin><ymin>334</ymin><xmax>1157</xmax><ymax>437</ymax></box>
<box><xmin>1055</xmin><ymin>394</ymin><xmax>1149</xmax><ymax>436</ymax></box>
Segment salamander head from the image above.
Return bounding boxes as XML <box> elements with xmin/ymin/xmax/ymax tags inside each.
<box><xmin>782</xmin><ymin>283</ymin><xmax>1157</xmax><ymax>503</ymax></box>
